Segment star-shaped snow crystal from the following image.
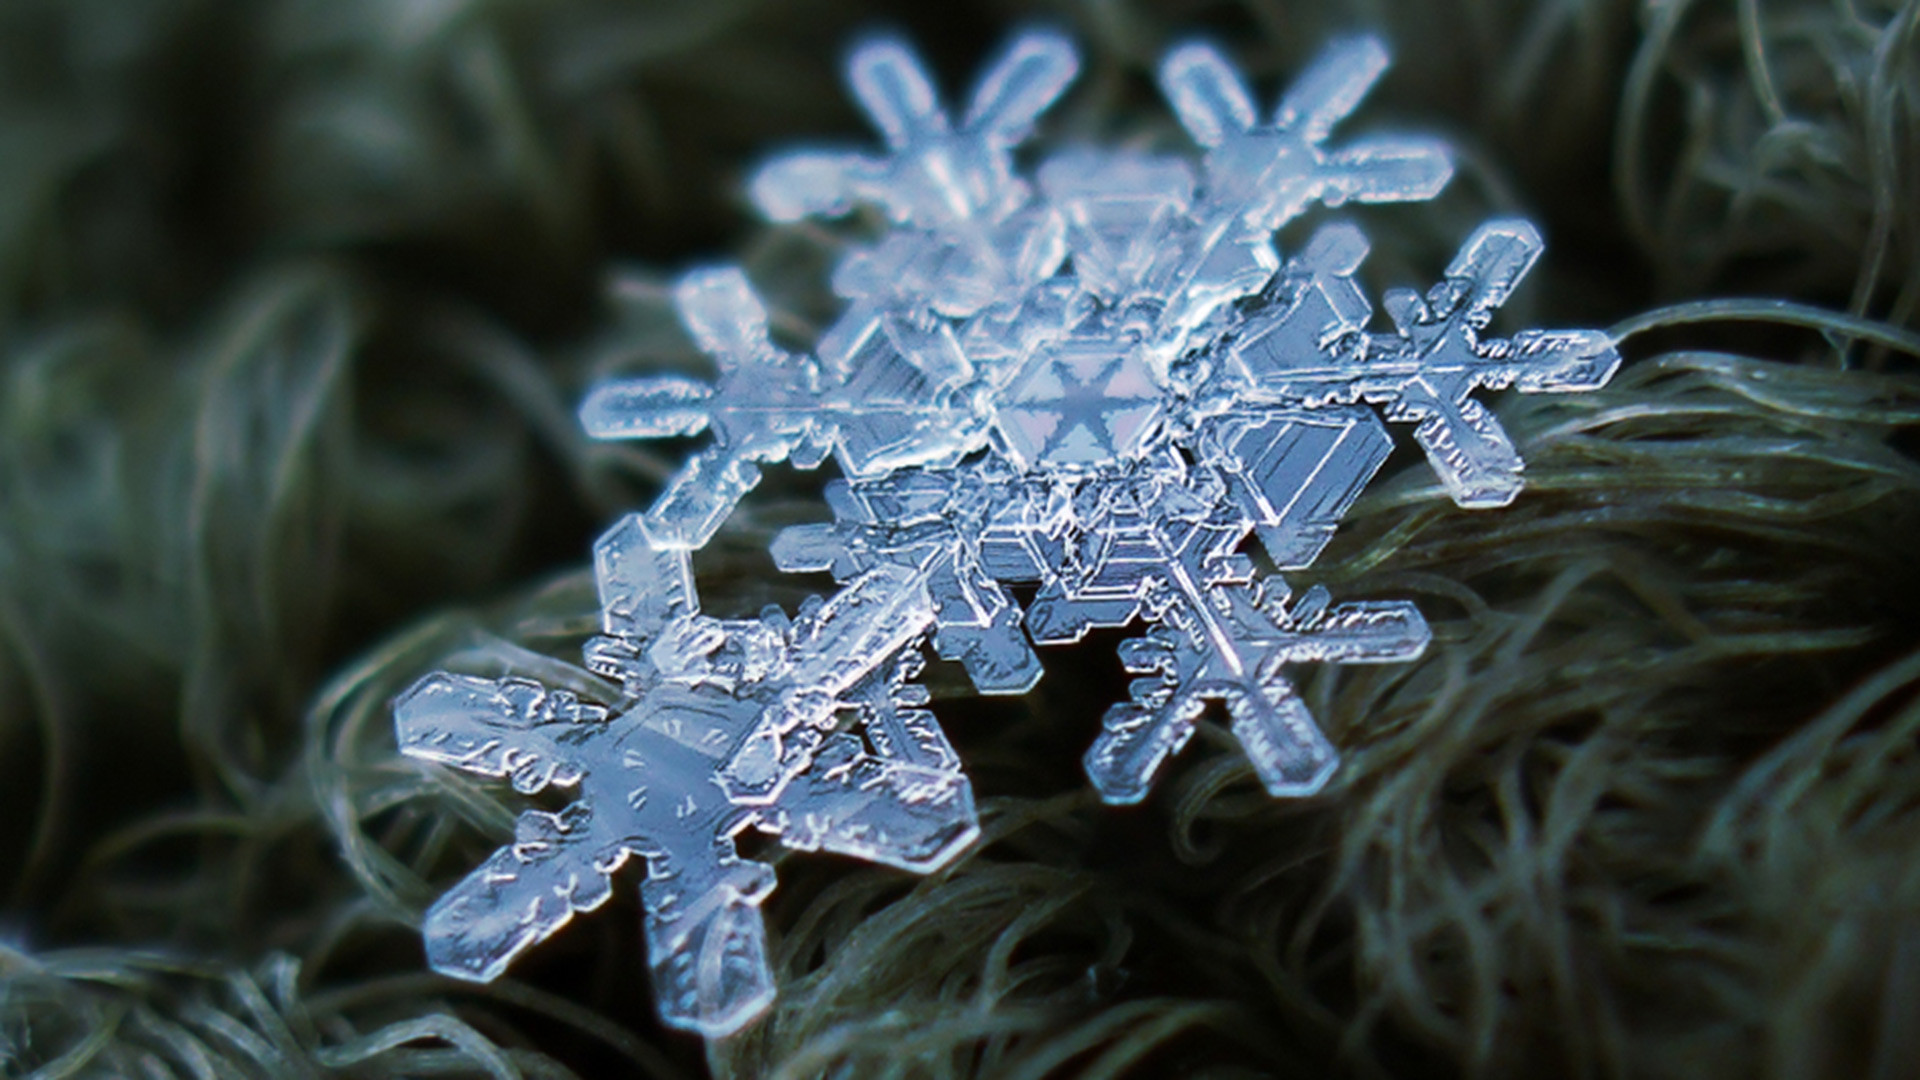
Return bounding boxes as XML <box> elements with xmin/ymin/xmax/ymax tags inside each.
<box><xmin>1162</xmin><ymin>36</ymin><xmax>1452</xmax><ymax>232</ymax></box>
<box><xmin>396</xmin><ymin>515</ymin><xmax>977</xmax><ymax>1037</ymax></box>
<box><xmin>751</xmin><ymin>31</ymin><xmax>1077</xmax><ymax>228</ymax></box>
<box><xmin>409</xmin><ymin>27</ymin><xmax>1624</xmax><ymax>1041</ymax></box>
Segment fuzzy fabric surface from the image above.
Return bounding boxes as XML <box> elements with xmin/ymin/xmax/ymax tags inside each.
<box><xmin>2</xmin><ymin>1</ymin><xmax>1918</xmax><ymax>1078</ymax></box>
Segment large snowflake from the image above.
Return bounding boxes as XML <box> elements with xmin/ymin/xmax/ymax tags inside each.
<box><xmin>397</xmin><ymin>29</ymin><xmax>1619</xmax><ymax>1038</ymax></box>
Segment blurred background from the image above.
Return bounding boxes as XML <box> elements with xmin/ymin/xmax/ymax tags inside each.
<box><xmin>1</xmin><ymin>1</ymin><xmax>1917</xmax><ymax>1077</ymax></box>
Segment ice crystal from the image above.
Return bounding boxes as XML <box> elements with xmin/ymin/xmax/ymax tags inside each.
<box><xmin>404</xmin><ymin>28</ymin><xmax>1620</xmax><ymax>1037</ymax></box>
<box><xmin>395</xmin><ymin>516</ymin><xmax>976</xmax><ymax>1037</ymax></box>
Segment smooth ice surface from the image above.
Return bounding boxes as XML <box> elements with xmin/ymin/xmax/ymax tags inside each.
<box><xmin>397</xmin><ymin>516</ymin><xmax>978</xmax><ymax>1037</ymax></box>
<box><xmin>404</xmin><ymin>28</ymin><xmax>1625</xmax><ymax>1039</ymax></box>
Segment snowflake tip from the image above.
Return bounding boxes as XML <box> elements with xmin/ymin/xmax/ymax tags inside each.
<box><xmin>1442</xmin><ymin>218</ymin><xmax>1544</xmax><ymax>324</ymax></box>
<box><xmin>1273</xmin><ymin>34</ymin><xmax>1390</xmax><ymax>140</ymax></box>
<box><xmin>673</xmin><ymin>266</ymin><xmax>775</xmax><ymax>365</ymax></box>
<box><xmin>1158</xmin><ymin>41</ymin><xmax>1257</xmax><ymax>148</ymax></box>
<box><xmin>747</xmin><ymin>151</ymin><xmax>874</xmax><ymax>223</ymax></box>
<box><xmin>1324</xmin><ymin>135</ymin><xmax>1453</xmax><ymax>205</ymax></box>
<box><xmin>960</xmin><ymin>29</ymin><xmax>1080</xmax><ymax>142</ymax></box>
<box><xmin>576</xmin><ymin>375</ymin><xmax>712</xmax><ymax>441</ymax></box>
<box><xmin>595</xmin><ymin>513</ymin><xmax>697</xmax><ymax>641</ymax></box>
<box><xmin>1227</xmin><ymin>690</ymin><xmax>1341</xmax><ymax>798</ymax></box>
<box><xmin>847</xmin><ymin>36</ymin><xmax>949</xmax><ymax>149</ymax></box>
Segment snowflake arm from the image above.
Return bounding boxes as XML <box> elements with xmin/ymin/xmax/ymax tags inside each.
<box><xmin>580</xmin><ymin>268</ymin><xmax>823</xmax><ymax>549</ymax></box>
<box><xmin>395</xmin><ymin>673</ymin><xmax>606</xmax><ymax>794</ymax></box>
<box><xmin>1223</xmin><ymin>220</ymin><xmax>1621</xmax><ymax>507</ymax></box>
<box><xmin>1198</xmin><ymin>406</ymin><xmax>1394</xmax><ymax>572</ymax></box>
<box><xmin>751</xmin><ymin>32</ymin><xmax>1078</xmax><ymax>318</ymax></box>
<box><xmin>581</xmin><ymin>267</ymin><xmax>997</xmax><ymax>547</ymax></box>
<box><xmin>769</xmin><ymin>471</ymin><xmax>1046</xmax><ymax>695</ymax></box>
<box><xmin>770</xmin><ymin>656</ymin><xmax>979</xmax><ymax>871</ymax></box>
<box><xmin>393</xmin><ymin>676</ymin><xmax>619</xmax><ymax>980</ymax></box>
<box><xmin>1158</xmin><ymin>41</ymin><xmax>1257</xmax><ymax>149</ymax></box>
<box><xmin>591</xmin><ymin>513</ymin><xmax>695</xmax><ymax>651</ymax></box>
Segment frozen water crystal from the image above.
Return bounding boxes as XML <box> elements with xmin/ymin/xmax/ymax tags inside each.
<box><xmin>1222</xmin><ymin>219</ymin><xmax>1621</xmax><ymax>507</ymax></box>
<box><xmin>400</xmin><ymin>27</ymin><xmax>1622</xmax><ymax>1037</ymax></box>
<box><xmin>1160</xmin><ymin>37</ymin><xmax>1452</xmax><ymax>232</ymax></box>
<box><xmin>752</xmin><ymin>31</ymin><xmax>1077</xmax><ymax>318</ymax></box>
<box><xmin>396</xmin><ymin>515</ymin><xmax>977</xmax><ymax>1037</ymax></box>
<box><xmin>579</xmin><ymin>268</ymin><xmax>988</xmax><ymax>548</ymax></box>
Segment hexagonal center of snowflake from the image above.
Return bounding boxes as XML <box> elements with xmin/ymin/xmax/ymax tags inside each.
<box><xmin>994</xmin><ymin>339</ymin><xmax>1165</xmax><ymax>470</ymax></box>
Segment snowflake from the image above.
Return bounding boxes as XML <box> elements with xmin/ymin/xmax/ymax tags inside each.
<box><xmin>395</xmin><ymin>517</ymin><xmax>975</xmax><ymax>1037</ymax></box>
<box><xmin>400</xmin><ymin>29</ymin><xmax>1620</xmax><ymax>1037</ymax></box>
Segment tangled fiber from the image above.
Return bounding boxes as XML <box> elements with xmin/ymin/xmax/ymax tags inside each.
<box><xmin>2</xmin><ymin>1</ymin><xmax>1918</xmax><ymax>1077</ymax></box>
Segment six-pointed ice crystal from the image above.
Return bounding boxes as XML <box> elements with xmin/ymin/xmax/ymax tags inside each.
<box><xmin>397</xmin><ymin>515</ymin><xmax>977</xmax><ymax>1037</ymax></box>
<box><xmin>397</xmin><ymin>28</ymin><xmax>1621</xmax><ymax>1039</ymax></box>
